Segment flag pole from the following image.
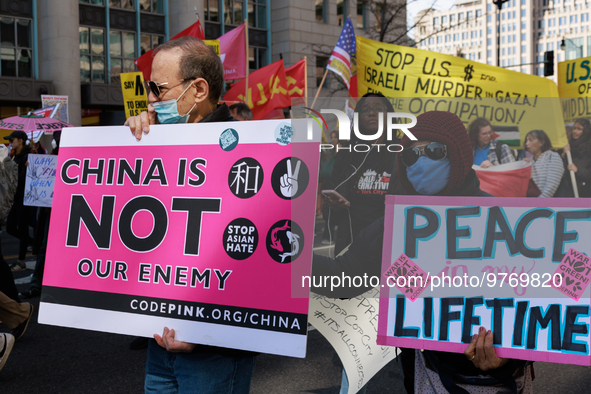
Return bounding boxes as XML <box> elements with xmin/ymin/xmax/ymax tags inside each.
<box><xmin>310</xmin><ymin>68</ymin><xmax>328</xmax><ymax>110</ymax></box>
<box><xmin>566</xmin><ymin>150</ymin><xmax>580</xmax><ymax>197</ymax></box>
<box><xmin>244</xmin><ymin>20</ymin><xmax>249</xmax><ymax>103</ymax></box>
<box><xmin>304</xmin><ymin>56</ymin><xmax>308</xmax><ymax>108</ymax></box>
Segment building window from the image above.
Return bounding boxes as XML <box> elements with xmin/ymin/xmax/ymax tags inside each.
<box><xmin>467</xmin><ymin>11</ymin><xmax>473</xmax><ymax>20</ymax></box>
<box><xmin>138</xmin><ymin>0</ymin><xmax>164</xmax><ymax>13</ymax></box>
<box><xmin>204</xmin><ymin>0</ymin><xmax>220</xmax><ymax>22</ymax></box>
<box><xmin>522</xmin><ymin>44</ymin><xmax>526</xmax><ymax>53</ymax></box>
<box><xmin>521</xmin><ymin>22</ymin><xmax>526</xmax><ymax>29</ymax></box>
<box><xmin>109</xmin><ymin>0</ymin><xmax>134</xmax><ymax>8</ymax></box>
<box><xmin>357</xmin><ymin>1</ymin><xmax>367</xmax><ymax>29</ymax></box>
<box><xmin>459</xmin><ymin>12</ymin><xmax>464</xmax><ymax>21</ymax></box>
<box><xmin>337</xmin><ymin>0</ymin><xmax>347</xmax><ymax>26</ymax></box>
<box><xmin>487</xmin><ymin>15</ymin><xmax>491</xmax><ymax>23</ymax></box>
<box><xmin>316</xmin><ymin>0</ymin><xmax>326</xmax><ymax>23</ymax></box>
<box><xmin>547</xmin><ymin>42</ymin><xmax>554</xmax><ymax>51</ymax></box>
<box><xmin>565</xmin><ymin>37</ymin><xmax>584</xmax><ymax>60</ymax></box>
<box><xmin>316</xmin><ymin>56</ymin><xmax>329</xmax><ymax>88</ymax></box>
<box><xmin>0</xmin><ymin>17</ymin><xmax>32</xmax><ymax>78</ymax></box>
<box><xmin>80</xmin><ymin>27</ymin><xmax>105</xmax><ymax>83</ymax></box>
<box><xmin>582</xmin><ymin>14</ymin><xmax>589</xmax><ymax>23</ymax></box>
<box><xmin>248</xmin><ymin>0</ymin><xmax>266</xmax><ymax>29</ymax></box>
<box><xmin>140</xmin><ymin>33</ymin><xmax>164</xmax><ymax>56</ymax></box>
<box><xmin>433</xmin><ymin>17</ymin><xmax>439</xmax><ymax>25</ymax></box>
<box><xmin>570</xmin><ymin>15</ymin><xmax>578</xmax><ymax>24</ymax></box>
<box><xmin>488</xmin><ymin>49</ymin><xmax>492</xmax><ymax>57</ymax></box>
<box><xmin>79</xmin><ymin>0</ymin><xmax>105</xmax><ymax>4</ymax></box>
<box><xmin>109</xmin><ymin>30</ymin><xmax>136</xmax><ymax>83</ymax></box>
<box><xmin>476</xmin><ymin>10</ymin><xmax>482</xmax><ymax>18</ymax></box>
<box><xmin>521</xmin><ymin>9</ymin><xmax>526</xmax><ymax>17</ymax></box>
<box><xmin>450</xmin><ymin>14</ymin><xmax>455</xmax><ymax>22</ymax></box>
<box><xmin>487</xmin><ymin>38</ymin><xmax>492</xmax><ymax>45</ymax></box>
<box><xmin>225</xmin><ymin>0</ymin><xmax>244</xmax><ymax>25</ymax></box>
<box><xmin>522</xmin><ymin>33</ymin><xmax>526</xmax><ymax>41</ymax></box>
<box><xmin>249</xmin><ymin>46</ymin><xmax>267</xmax><ymax>71</ymax></box>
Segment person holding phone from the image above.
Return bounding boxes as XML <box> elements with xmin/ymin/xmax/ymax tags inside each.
<box><xmin>322</xmin><ymin>92</ymin><xmax>403</xmax><ymax>255</ymax></box>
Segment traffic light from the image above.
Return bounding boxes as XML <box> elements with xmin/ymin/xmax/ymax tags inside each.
<box><xmin>544</xmin><ymin>50</ymin><xmax>554</xmax><ymax>76</ymax></box>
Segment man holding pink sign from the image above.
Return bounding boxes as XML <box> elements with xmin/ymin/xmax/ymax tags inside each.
<box><xmin>125</xmin><ymin>36</ymin><xmax>256</xmax><ymax>394</ymax></box>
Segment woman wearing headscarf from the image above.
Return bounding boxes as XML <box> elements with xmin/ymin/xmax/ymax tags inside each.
<box><xmin>557</xmin><ymin>118</ymin><xmax>591</xmax><ymax>197</ymax></box>
<box><xmin>312</xmin><ymin>111</ymin><xmax>532</xmax><ymax>393</ymax></box>
<box><xmin>468</xmin><ymin>117</ymin><xmax>515</xmax><ymax>168</ymax></box>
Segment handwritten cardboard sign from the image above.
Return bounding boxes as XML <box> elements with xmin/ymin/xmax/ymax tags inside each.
<box><xmin>309</xmin><ymin>289</ymin><xmax>399</xmax><ymax>394</ymax></box>
<box><xmin>39</xmin><ymin>119</ymin><xmax>320</xmax><ymax>357</ymax></box>
<box><xmin>378</xmin><ymin>195</ymin><xmax>591</xmax><ymax>366</ymax></box>
<box><xmin>24</xmin><ymin>154</ymin><xmax>57</xmax><ymax>207</ymax></box>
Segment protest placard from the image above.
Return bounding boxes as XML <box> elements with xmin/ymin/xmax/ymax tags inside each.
<box><xmin>24</xmin><ymin>154</ymin><xmax>57</xmax><ymax>207</ymax></box>
<box><xmin>39</xmin><ymin>119</ymin><xmax>320</xmax><ymax>357</ymax></box>
<box><xmin>356</xmin><ymin>36</ymin><xmax>567</xmax><ymax>149</ymax></box>
<box><xmin>378</xmin><ymin>195</ymin><xmax>591</xmax><ymax>366</ymax></box>
<box><xmin>119</xmin><ymin>72</ymin><xmax>149</xmax><ymax>119</ymax></box>
<box><xmin>309</xmin><ymin>289</ymin><xmax>399</xmax><ymax>394</ymax></box>
<box><xmin>557</xmin><ymin>56</ymin><xmax>591</xmax><ymax>123</ymax></box>
<box><xmin>41</xmin><ymin>95</ymin><xmax>69</xmax><ymax>124</ymax></box>
<box><xmin>204</xmin><ymin>39</ymin><xmax>221</xmax><ymax>58</ymax></box>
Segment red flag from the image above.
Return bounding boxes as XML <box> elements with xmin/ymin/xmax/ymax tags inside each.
<box><xmin>219</xmin><ymin>24</ymin><xmax>246</xmax><ymax>80</ymax></box>
<box><xmin>135</xmin><ymin>19</ymin><xmax>205</xmax><ymax>81</ymax></box>
<box><xmin>285</xmin><ymin>59</ymin><xmax>305</xmax><ymax>97</ymax></box>
<box><xmin>473</xmin><ymin>161</ymin><xmax>532</xmax><ymax>197</ymax></box>
<box><xmin>223</xmin><ymin>60</ymin><xmax>291</xmax><ymax>120</ymax></box>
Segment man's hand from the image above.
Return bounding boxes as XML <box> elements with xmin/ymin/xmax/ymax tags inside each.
<box><xmin>124</xmin><ymin>104</ymin><xmax>157</xmax><ymax>140</ymax></box>
<box><xmin>154</xmin><ymin>327</ymin><xmax>196</xmax><ymax>353</ymax></box>
<box><xmin>568</xmin><ymin>163</ymin><xmax>578</xmax><ymax>173</ymax></box>
<box><xmin>480</xmin><ymin>160</ymin><xmax>493</xmax><ymax>168</ymax></box>
<box><xmin>464</xmin><ymin>326</ymin><xmax>509</xmax><ymax>371</ymax></box>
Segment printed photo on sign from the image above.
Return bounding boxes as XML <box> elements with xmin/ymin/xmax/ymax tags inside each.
<box><xmin>228</xmin><ymin>157</ymin><xmax>264</xmax><ymax>198</ymax></box>
<box><xmin>271</xmin><ymin>157</ymin><xmax>309</xmax><ymax>200</ymax></box>
<box><xmin>266</xmin><ymin>220</ymin><xmax>304</xmax><ymax>264</ymax></box>
<box><xmin>223</xmin><ymin>218</ymin><xmax>258</xmax><ymax>260</ymax></box>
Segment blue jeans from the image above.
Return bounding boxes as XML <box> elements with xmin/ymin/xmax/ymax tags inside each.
<box><xmin>145</xmin><ymin>339</ymin><xmax>256</xmax><ymax>394</ymax></box>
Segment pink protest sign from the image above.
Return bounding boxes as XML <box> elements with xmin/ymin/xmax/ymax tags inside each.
<box><xmin>382</xmin><ymin>253</ymin><xmax>431</xmax><ymax>301</ymax></box>
<box><xmin>552</xmin><ymin>248</ymin><xmax>591</xmax><ymax>301</ymax></box>
<box><xmin>378</xmin><ymin>195</ymin><xmax>591</xmax><ymax>366</ymax></box>
<box><xmin>38</xmin><ymin>119</ymin><xmax>320</xmax><ymax>358</ymax></box>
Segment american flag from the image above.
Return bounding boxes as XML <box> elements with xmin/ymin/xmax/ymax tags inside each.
<box><xmin>327</xmin><ymin>16</ymin><xmax>356</xmax><ymax>89</ymax></box>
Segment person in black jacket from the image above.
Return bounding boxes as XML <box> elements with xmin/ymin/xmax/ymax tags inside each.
<box><xmin>557</xmin><ymin>118</ymin><xmax>591</xmax><ymax>197</ymax></box>
<box><xmin>322</xmin><ymin>92</ymin><xmax>402</xmax><ymax>255</ymax></box>
<box><xmin>4</xmin><ymin>130</ymin><xmax>32</xmax><ymax>271</ymax></box>
<box><xmin>312</xmin><ymin>111</ymin><xmax>531</xmax><ymax>394</ymax></box>
<box><xmin>126</xmin><ymin>36</ymin><xmax>255</xmax><ymax>394</ymax></box>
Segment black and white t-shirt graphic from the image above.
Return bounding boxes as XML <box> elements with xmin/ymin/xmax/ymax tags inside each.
<box><xmin>271</xmin><ymin>157</ymin><xmax>309</xmax><ymax>200</ymax></box>
<box><xmin>223</xmin><ymin>218</ymin><xmax>258</xmax><ymax>260</ymax></box>
<box><xmin>228</xmin><ymin>157</ymin><xmax>264</xmax><ymax>199</ymax></box>
<box><xmin>356</xmin><ymin>170</ymin><xmax>391</xmax><ymax>196</ymax></box>
<box><xmin>266</xmin><ymin>220</ymin><xmax>304</xmax><ymax>264</ymax></box>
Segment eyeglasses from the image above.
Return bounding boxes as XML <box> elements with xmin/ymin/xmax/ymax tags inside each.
<box><xmin>145</xmin><ymin>78</ymin><xmax>195</xmax><ymax>98</ymax></box>
<box><xmin>360</xmin><ymin>105</ymin><xmax>388</xmax><ymax>115</ymax></box>
<box><xmin>402</xmin><ymin>142</ymin><xmax>448</xmax><ymax>167</ymax></box>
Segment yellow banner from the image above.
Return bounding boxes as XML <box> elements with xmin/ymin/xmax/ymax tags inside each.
<box><xmin>557</xmin><ymin>56</ymin><xmax>591</xmax><ymax>123</ymax></box>
<box><xmin>204</xmin><ymin>40</ymin><xmax>221</xmax><ymax>58</ymax></box>
<box><xmin>356</xmin><ymin>36</ymin><xmax>567</xmax><ymax>149</ymax></box>
<box><xmin>120</xmin><ymin>72</ymin><xmax>149</xmax><ymax>119</ymax></box>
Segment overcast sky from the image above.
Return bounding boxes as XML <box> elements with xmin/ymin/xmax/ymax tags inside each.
<box><xmin>407</xmin><ymin>0</ymin><xmax>457</xmax><ymax>38</ymax></box>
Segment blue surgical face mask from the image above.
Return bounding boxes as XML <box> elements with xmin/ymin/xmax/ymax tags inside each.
<box><xmin>406</xmin><ymin>156</ymin><xmax>451</xmax><ymax>195</ymax></box>
<box><xmin>151</xmin><ymin>82</ymin><xmax>196</xmax><ymax>124</ymax></box>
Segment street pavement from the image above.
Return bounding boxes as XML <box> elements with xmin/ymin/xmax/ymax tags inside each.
<box><xmin>1</xmin><ymin>223</ymin><xmax>590</xmax><ymax>393</ymax></box>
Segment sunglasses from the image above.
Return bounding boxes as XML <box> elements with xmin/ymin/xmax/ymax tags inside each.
<box><xmin>145</xmin><ymin>78</ymin><xmax>195</xmax><ymax>98</ymax></box>
<box><xmin>360</xmin><ymin>105</ymin><xmax>388</xmax><ymax>114</ymax></box>
<box><xmin>401</xmin><ymin>142</ymin><xmax>448</xmax><ymax>166</ymax></box>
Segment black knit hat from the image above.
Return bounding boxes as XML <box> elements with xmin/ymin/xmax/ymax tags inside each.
<box><xmin>398</xmin><ymin>111</ymin><xmax>473</xmax><ymax>195</ymax></box>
